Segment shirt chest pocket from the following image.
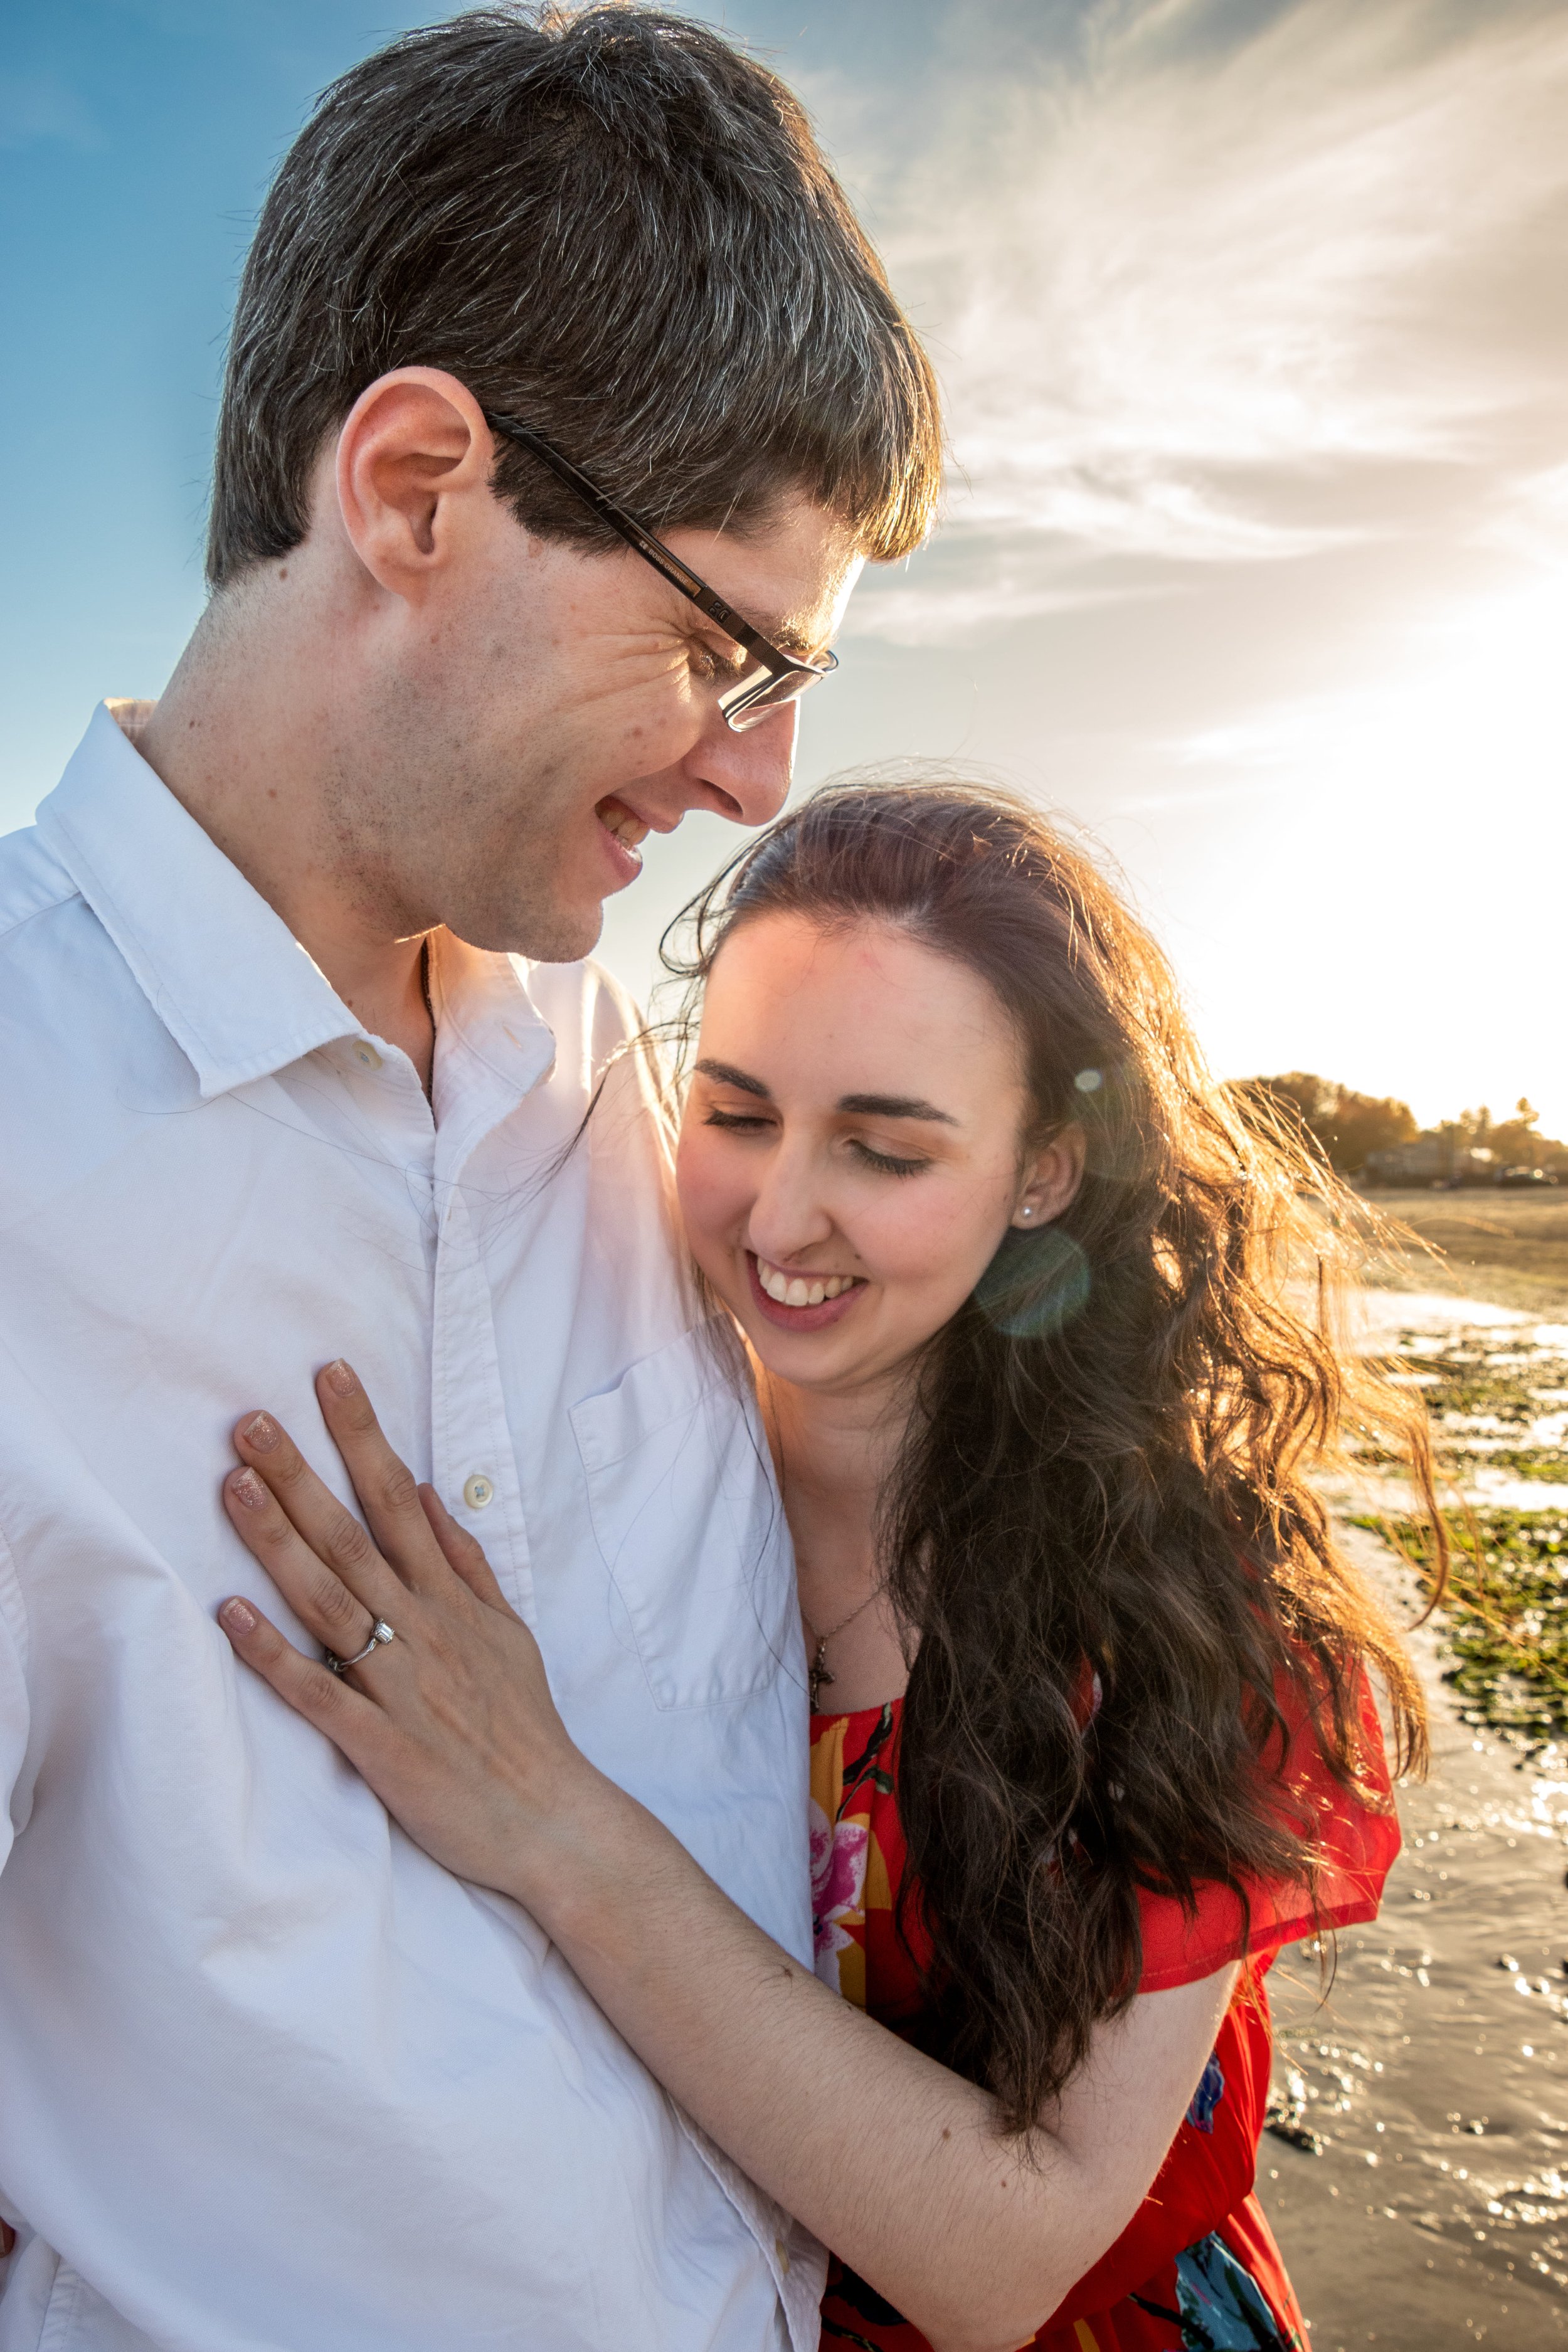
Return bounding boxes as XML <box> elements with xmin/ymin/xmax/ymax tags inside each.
<box><xmin>570</xmin><ymin>1323</ymin><xmax>793</xmax><ymax>1710</ymax></box>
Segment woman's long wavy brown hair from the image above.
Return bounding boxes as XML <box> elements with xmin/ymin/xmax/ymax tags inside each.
<box><xmin>662</xmin><ymin>778</ymin><xmax>1439</xmax><ymax>2134</ymax></box>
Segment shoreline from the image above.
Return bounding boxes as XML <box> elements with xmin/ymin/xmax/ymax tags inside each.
<box><xmin>1261</xmin><ymin>1288</ymin><xmax>1568</xmax><ymax>2349</ymax></box>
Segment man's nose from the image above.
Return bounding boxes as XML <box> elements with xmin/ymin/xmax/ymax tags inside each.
<box><xmin>689</xmin><ymin>700</ymin><xmax>798</xmax><ymax>827</ymax></box>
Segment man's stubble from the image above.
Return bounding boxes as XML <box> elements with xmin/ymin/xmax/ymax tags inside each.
<box><xmin>325</xmin><ymin>691</ymin><xmax>606</xmax><ymax>967</ymax></box>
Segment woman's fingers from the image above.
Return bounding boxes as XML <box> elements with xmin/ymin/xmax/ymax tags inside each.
<box><xmin>418</xmin><ymin>1483</ymin><xmax>511</xmax><ymax>1611</ymax></box>
<box><xmin>218</xmin><ymin>1596</ymin><xmax>392</xmax><ymax>1766</ymax></box>
<box><xmin>314</xmin><ymin>1362</ymin><xmax>455</xmax><ymax>1597</ymax></box>
<box><xmin>224</xmin><ymin>1458</ymin><xmax>389</xmax><ymax>1661</ymax></box>
<box><xmin>232</xmin><ymin>1404</ymin><xmax>411</xmax><ymax>1608</ymax></box>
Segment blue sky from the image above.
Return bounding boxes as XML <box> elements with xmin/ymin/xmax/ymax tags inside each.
<box><xmin>6</xmin><ymin>1</ymin><xmax>1568</xmax><ymax>1131</ymax></box>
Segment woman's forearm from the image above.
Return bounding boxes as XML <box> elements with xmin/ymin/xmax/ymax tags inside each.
<box><xmin>524</xmin><ymin>1769</ymin><xmax>1230</xmax><ymax>2352</ymax></box>
<box><xmin>207</xmin><ymin>1389</ymin><xmax>1232</xmax><ymax>2352</ymax></box>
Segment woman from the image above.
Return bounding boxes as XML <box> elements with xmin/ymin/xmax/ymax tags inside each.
<box><xmin>216</xmin><ymin>783</ymin><xmax>1436</xmax><ymax>2352</ymax></box>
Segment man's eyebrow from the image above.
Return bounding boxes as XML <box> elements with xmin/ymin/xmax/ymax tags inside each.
<box><xmin>703</xmin><ymin>610</ymin><xmax>823</xmax><ymax>665</ymax></box>
<box><xmin>766</xmin><ymin>619</ymin><xmax>825</xmax><ymax>663</ymax></box>
<box><xmin>694</xmin><ymin>1058</ymin><xmax>772</xmax><ymax>1099</ymax></box>
<box><xmin>836</xmin><ymin>1092</ymin><xmax>958</xmax><ymax>1126</ymax></box>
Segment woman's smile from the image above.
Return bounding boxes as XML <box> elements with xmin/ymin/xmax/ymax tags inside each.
<box><xmin>677</xmin><ymin>911</ymin><xmax>1065</xmax><ymax>1402</ymax></box>
<box><xmin>746</xmin><ymin>1251</ymin><xmax>867</xmax><ymax>1330</ymax></box>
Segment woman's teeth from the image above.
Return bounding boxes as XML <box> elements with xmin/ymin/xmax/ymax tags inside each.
<box><xmin>598</xmin><ymin>798</ymin><xmax>650</xmax><ymax>850</ymax></box>
<box><xmin>755</xmin><ymin>1257</ymin><xmax>859</xmax><ymax>1309</ymax></box>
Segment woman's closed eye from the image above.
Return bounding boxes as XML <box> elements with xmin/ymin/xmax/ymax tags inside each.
<box><xmin>702</xmin><ymin>1105</ymin><xmax>931</xmax><ymax>1176</ymax></box>
<box><xmin>847</xmin><ymin>1136</ymin><xmax>930</xmax><ymax>1178</ymax></box>
<box><xmin>702</xmin><ymin>1104</ymin><xmax>775</xmax><ymax>1135</ymax></box>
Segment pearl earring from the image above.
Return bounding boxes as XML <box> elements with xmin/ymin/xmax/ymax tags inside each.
<box><xmin>1020</xmin><ymin>1206</ymin><xmax>1034</xmax><ymax>1219</ymax></box>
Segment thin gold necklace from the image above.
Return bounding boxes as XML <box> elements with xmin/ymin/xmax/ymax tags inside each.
<box><xmin>802</xmin><ymin>1586</ymin><xmax>884</xmax><ymax>1712</ymax></box>
<box><xmin>766</xmin><ymin>1380</ymin><xmax>888</xmax><ymax>1710</ymax></box>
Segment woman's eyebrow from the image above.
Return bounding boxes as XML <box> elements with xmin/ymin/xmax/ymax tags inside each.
<box><xmin>694</xmin><ymin>1064</ymin><xmax>958</xmax><ymax>1125</ymax></box>
<box><xmin>694</xmin><ymin>1057</ymin><xmax>772</xmax><ymax>1099</ymax></box>
<box><xmin>836</xmin><ymin>1092</ymin><xmax>958</xmax><ymax>1126</ymax></box>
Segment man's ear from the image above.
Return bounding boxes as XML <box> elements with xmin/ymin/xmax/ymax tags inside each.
<box><xmin>1010</xmin><ymin>1123</ymin><xmax>1086</xmax><ymax>1230</ymax></box>
<box><xmin>334</xmin><ymin>367</ymin><xmax>497</xmax><ymax>598</ymax></box>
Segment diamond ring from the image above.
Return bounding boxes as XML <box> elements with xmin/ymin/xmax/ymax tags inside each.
<box><xmin>324</xmin><ymin>1619</ymin><xmax>396</xmax><ymax>1674</ymax></box>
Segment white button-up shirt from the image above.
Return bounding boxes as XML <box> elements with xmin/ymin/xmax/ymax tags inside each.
<box><xmin>0</xmin><ymin>704</ymin><xmax>820</xmax><ymax>2352</ymax></box>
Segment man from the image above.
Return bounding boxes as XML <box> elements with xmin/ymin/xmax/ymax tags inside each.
<box><xmin>0</xmin><ymin>9</ymin><xmax>940</xmax><ymax>2346</ymax></box>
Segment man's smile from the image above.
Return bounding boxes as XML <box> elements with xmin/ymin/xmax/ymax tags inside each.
<box><xmin>596</xmin><ymin>795</ymin><xmax>652</xmax><ymax>851</ymax></box>
<box><xmin>595</xmin><ymin>794</ymin><xmax>654</xmax><ymax>881</ymax></box>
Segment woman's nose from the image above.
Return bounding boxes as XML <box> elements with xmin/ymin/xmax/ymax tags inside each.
<box><xmin>746</xmin><ymin>1151</ymin><xmax>835</xmax><ymax>1263</ymax></box>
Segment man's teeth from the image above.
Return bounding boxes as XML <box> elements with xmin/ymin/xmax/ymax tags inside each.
<box><xmin>598</xmin><ymin>800</ymin><xmax>650</xmax><ymax>849</ymax></box>
<box><xmin>755</xmin><ymin>1258</ymin><xmax>857</xmax><ymax>1309</ymax></box>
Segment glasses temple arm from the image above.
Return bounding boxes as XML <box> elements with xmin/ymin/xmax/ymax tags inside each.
<box><xmin>484</xmin><ymin>411</ymin><xmax>771</xmax><ymax>653</ymax></box>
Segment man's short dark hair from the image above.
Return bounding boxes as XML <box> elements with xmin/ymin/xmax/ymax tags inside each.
<box><xmin>208</xmin><ymin>4</ymin><xmax>943</xmax><ymax>588</ymax></box>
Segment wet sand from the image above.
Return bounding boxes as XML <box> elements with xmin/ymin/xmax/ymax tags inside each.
<box><xmin>1360</xmin><ymin>1190</ymin><xmax>1568</xmax><ymax>1322</ymax></box>
<box><xmin>1259</xmin><ymin>1300</ymin><xmax>1568</xmax><ymax>2348</ymax></box>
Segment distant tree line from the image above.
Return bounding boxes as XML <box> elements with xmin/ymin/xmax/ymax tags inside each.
<box><xmin>1231</xmin><ymin>1074</ymin><xmax>1568</xmax><ymax>1179</ymax></box>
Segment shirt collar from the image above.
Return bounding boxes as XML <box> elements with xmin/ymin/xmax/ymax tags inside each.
<box><xmin>37</xmin><ymin>703</ymin><xmax>378</xmax><ymax>1101</ymax></box>
<box><xmin>428</xmin><ymin>929</ymin><xmax>559</xmax><ymax>1170</ymax></box>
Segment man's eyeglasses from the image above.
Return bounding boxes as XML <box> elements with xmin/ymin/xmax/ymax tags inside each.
<box><xmin>484</xmin><ymin>413</ymin><xmax>837</xmax><ymax>733</ymax></box>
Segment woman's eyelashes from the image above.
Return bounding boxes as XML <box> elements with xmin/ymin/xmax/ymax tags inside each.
<box><xmin>848</xmin><ymin>1138</ymin><xmax>930</xmax><ymax>1178</ymax></box>
<box><xmin>701</xmin><ymin>1103</ymin><xmax>931</xmax><ymax>1178</ymax></box>
<box><xmin>702</xmin><ymin>1106</ymin><xmax>773</xmax><ymax>1135</ymax></box>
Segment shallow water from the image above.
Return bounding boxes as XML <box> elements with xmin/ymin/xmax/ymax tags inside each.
<box><xmin>1261</xmin><ymin>1523</ymin><xmax>1568</xmax><ymax>2348</ymax></box>
<box><xmin>1342</xmin><ymin>1293</ymin><xmax>1532</xmax><ymax>1348</ymax></box>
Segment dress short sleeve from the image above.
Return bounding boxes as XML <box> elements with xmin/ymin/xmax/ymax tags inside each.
<box><xmin>1138</xmin><ymin>1659</ymin><xmax>1401</xmax><ymax>1992</ymax></box>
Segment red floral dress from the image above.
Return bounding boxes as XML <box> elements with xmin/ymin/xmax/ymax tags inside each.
<box><xmin>810</xmin><ymin>1670</ymin><xmax>1400</xmax><ymax>2352</ymax></box>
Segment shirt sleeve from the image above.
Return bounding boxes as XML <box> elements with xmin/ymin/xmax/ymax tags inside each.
<box><xmin>1138</xmin><ymin>1660</ymin><xmax>1401</xmax><ymax>1993</ymax></box>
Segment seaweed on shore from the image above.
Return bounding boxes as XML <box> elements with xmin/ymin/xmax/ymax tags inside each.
<box><xmin>1354</xmin><ymin>1508</ymin><xmax>1568</xmax><ymax>1735</ymax></box>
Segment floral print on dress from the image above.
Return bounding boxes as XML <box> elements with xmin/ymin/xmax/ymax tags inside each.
<box><xmin>808</xmin><ymin>1706</ymin><xmax>899</xmax><ymax>2015</ymax></box>
<box><xmin>808</xmin><ymin>1695</ymin><xmax>1343</xmax><ymax>2352</ymax></box>
<box><xmin>1186</xmin><ymin>2052</ymin><xmax>1226</xmax><ymax>2135</ymax></box>
<box><xmin>811</xmin><ymin>1798</ymin><xmax>869</xmax><ymax>1991</ymax></box>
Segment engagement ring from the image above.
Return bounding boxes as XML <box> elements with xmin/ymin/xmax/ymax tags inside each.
<box><xmin>324</xmin><ymin>1619</ymin><xmax>396</xmax><ymax>1674</ymax></box>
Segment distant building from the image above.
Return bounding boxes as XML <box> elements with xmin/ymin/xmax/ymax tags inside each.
<box><xmin>1363</xmin><ymin>1138</ymin><xmax>1496</xmax><ymax>1187</ymax></box>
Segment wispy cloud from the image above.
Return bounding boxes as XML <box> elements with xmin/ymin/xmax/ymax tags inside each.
<box><xmin>1484</xmin><ymin>458</ymin><xmax>1568</xmax><ymax>566</ymax></box>
<box><xmin>0</xmin><ymin>71</ymin><xmax>102</xmax><ymax>154</ymax></box>
<box><xmin>813</xmin><ymin>0</ymin><xmax>1568</xmax><ymax>628</ymax></box>
<box><xmin>844</xmin><ymin>532</ymin><xmax>1185</xmax><ymax>645</ymax></box>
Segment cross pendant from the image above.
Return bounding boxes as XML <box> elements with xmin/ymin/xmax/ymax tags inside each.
<box><xmin>809</xmin><ymin>1640</ymin><xmax>835</xmax><ymax>1714</ymax></box>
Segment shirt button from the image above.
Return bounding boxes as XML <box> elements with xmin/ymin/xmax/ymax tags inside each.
<box><xmin>462</xmin><ymin>1473</ymin><xmax>495</xmax><ymax>1510</ymax></box>
<box><xmin>352</xmin><ymin>1041</ymin><xmax>382</xmax><ymax>1071</ymax></box>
